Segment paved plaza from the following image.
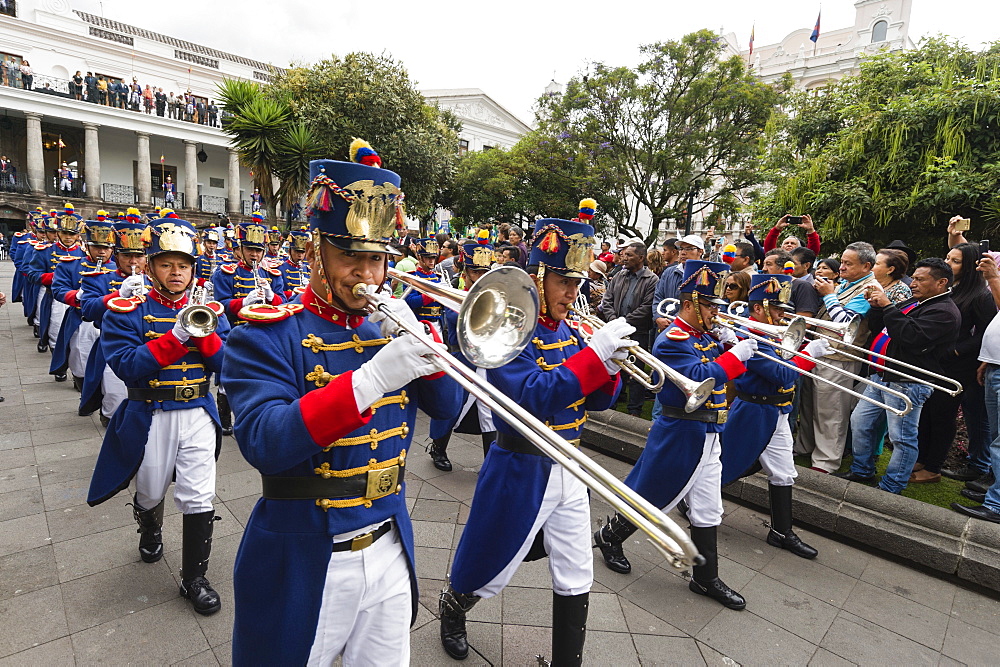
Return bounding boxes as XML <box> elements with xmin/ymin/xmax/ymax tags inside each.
<box><xmin>1</xmin><ymin>262</ymin><xmax>998</xmax><ymax>665</ymax></box>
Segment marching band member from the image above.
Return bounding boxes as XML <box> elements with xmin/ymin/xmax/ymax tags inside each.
<box><xmin>49</xmin><ymin>211</ymin><xmax>114</xmax><ymax>389</ymax></box>
<box><xmin>26</xmin><ymin>204</ymin><xmax>85</xmax><ymax>358</ymax></box>
<box><xmin>405</xmin><ymin>237</ymin><xmax>445</xmax><ymax>336</ymax></box>
<box><xmin>440</xmin><ymin>216</ymin><xmax>629</xmax><ymax>665</ymax></box>
<box><xmin>86</xmin><ymin>216</ymin><xmax>230</xmax><ymax>616</ymax></box>
<box><xmin>78</xmin><ymin>213</ymin><xmax>148</xmax><ymax>425</ymax></box>
<box><xmin>12</xmin><ymin>209</ymin><xmax>43</xmax><ymax>323</ymax></box>
<box><xmin>264</xmin><ymin>224</ymin><xmax>283</xmax><ymax>262</ymax></box>
<box><xmin>195</xmin><ymin>227</ymin><xmax>224</xmax><ymax>286</ymax></box>
<box><xmin>223</xmin><ymin>149</ymin><xmax>459</xmax><ymax>664</ymax></box>
<box><xmin>8</xmin><ymin>207</ymin><xmax>42</xmax><ymax>306</ymax></box>
<box><xmin>720</xmin><ymin>274</ymin><xmax>830</xmax><ymax>558</ymax></box>
<box><xmin>595</xmin><ymin>260</ymin><xmax>756</xmax><ymax>610</ymax></box>
<box><xmin>427</xmin><ymin>242</ymin><xmax>498</xmax><ymax>470</ymax></box>
<box><xmin>278</xmin><ymin>227</ymin><xmax>311</xmax><ymax>298</ymax></box>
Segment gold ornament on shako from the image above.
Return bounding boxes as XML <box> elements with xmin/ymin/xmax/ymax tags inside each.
<box><xmin>472</xmin><ymin>246</ymin><xmax>494</xmax><ymax>268</ymax></box>
<box><xmin>155</xmin><ymin>221</ymin><xmax>197</xmax><ymax>254</ymax></box>
<box><xmin>779</xmin><ymin>280</ymin><xmax>793</xmax><ymax>303</ymax></box>
<box><xmin>714</xmin><ymin>270</ymin><xmax>731</xmax><ymax>298</ymax></box>
<box><xmin>565</xmin><ymin>232</ymin><xmax>596</xmax><ymax>273</ymax></box>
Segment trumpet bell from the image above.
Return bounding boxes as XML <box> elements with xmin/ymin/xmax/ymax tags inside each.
<box><xmin>459</xmin><ymin>266</ymin><xmax>539</xmax><ymax>369</ymax></box>
<box><xmin>684</xmin><ymin>378</ymin><xmax>717</xmax><ymax>413</ymax></box>
<box><xmin>178</xmin><ymin>304</ymin><xmax>218</xmax><ymax>338</ymax></box>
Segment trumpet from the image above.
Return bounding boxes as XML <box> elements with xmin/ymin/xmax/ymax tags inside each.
<box><xmin>356</xmin><ymin>267</ymin><xmax>703</xmax><ymax>569</ymax></box>
<box><xmin>177</xmin><ymin>285</ymin><xmax>219</xmax><ymax>337</ymax></box>
<box><xmin>727</xmin><ymin>301</ymin><xmax>862</xmax><ymax>346</ymax></box>
<box><xmin>570</xmin><ymin>304</ymin><xmax>714</xmax><ymax>413</ymax></box>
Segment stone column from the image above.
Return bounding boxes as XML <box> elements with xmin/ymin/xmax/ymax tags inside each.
<box><xmin>83</xmin><ymin>123</ymin><xmax>100</xmax><ymax>201</ymax></box>
<box><xmin>227</xmin><ymin>148</ymin><xmax>240</xmax><ymax>215</ymax></box>
<box><xmin>136</xmin><ymin>131</ymin><xmax>152</xmax><ymax>205</ymax></box>
<box><xmin>25</xmin><ymin>112</ymin><xmax>44</xmax><ymax>196</ymax></box>
<box><xmin>184</xmin><ymin>140</ymin><xmax>198</xmax><ymax>210</ymax></box>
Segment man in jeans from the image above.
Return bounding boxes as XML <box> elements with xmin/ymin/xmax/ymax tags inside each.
<box><xmin>835</xmin><ymin>258</ymin><xmax>960</xmax><ymax>493</ymax></box>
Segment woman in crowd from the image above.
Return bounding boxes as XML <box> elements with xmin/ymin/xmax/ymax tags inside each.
<box><xmin>914</xmin><ymin>242</ymin><xmax>996</xmax><ymax>483</ymax></box>
<box><xmin>71</xmin><ymin>71</ymin><xmax>83</xmax><ymax>100</ymax></box>
<box><xmin>587</xmin><ymin>259</ymin><xmax>609</xmax><ymax>311</ymax></box>
<box><xmin>143</xmin><ymin>84</ymin><xmax>154</xmax><ymax>114</ymax></box>
<box><xmin>722</xmin><ymin>270</ymin><xmax>751</xmax><ymax>304</ymax></box>
<box><xmin>874</xmin><ymin>249</ymin><xmax>912</xmax><ymax>304</ymax></box>
<box><xmin>19</xmin><ymin>59</ymin><xmax>32</xmax><ymax>90</ymax></box>
<box><xmin>814</xmin><ymin>258</ymin><xmax>841</xmax><ymax>283</ymax></box>
<box><xmin>647</xmin><ymin>249</ymin><xmax>666</xmax><ymax>276</ymax></box>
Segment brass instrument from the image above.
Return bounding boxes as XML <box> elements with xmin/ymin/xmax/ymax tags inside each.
<box><xmin>178</xmin><ymin>285</ymin><xmax>218</xmax><ymax>337</ymax></box>
<box><xmin>728</xmin><ymin>300</ymin><xmax>861</xmax><ymax>346</ymax></box>
<box><xmin>356</xmin><ymin>268</ymin><xmax>703</xmax><ymax>569</ymax></box>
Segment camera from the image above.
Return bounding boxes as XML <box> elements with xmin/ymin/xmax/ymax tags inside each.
<box><xmin>786</xmin><ymin>215</ymin><xmax>803</xmax><ymax>225</ymax></box>
<box><xmin>981</xmin><ymin>240</ymin><xmax>990</xmax><ymax>255</ymax></box>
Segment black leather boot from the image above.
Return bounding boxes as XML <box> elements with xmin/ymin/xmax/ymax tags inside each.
<box><xmin>72</xmin><ymin>375</ymin><xmax>84</xmax><ymax>392</ymax></box>
<box><xmin>430</xmin><ymin>435</ymin><xmax>452</xmax><ymax>471</ymax></box>
<box><xmin>216</xmin><ymin>392</ymin><xmax>233</xmax><ymax>436</ymax></box>
<box><xmin>481</xmin><ymin>430</ymin><xmax>496</xmax><ymax>457</ymax></box>
<box><xmin>131</xmin><ymin>495</ymin><xmax>164</xmax><ymax>563</ymax></box>
<box><xmin>766</xmin><ymin>484</ymin><xmax>817</xmax><ymax>559</ymax></box>
<box><xmin>179</xmin><ymin>511</ymin><xmax>221</xmax><ymax>616</ymax></box>
<box><xmin>37</xmin><ymin>339</ymin><xmax>48</xmax><ymax>353</ymax></box>
<box><xmin>688</xmin><ymin>526</ymin><xmax>745</xmax><ymax>610</ymax></box>
<box><xmin>551</xmin><ymin>592</ymin><xmax>588</xmax><ymax>666</ymax></box>
<box><xmin>439</xmin><ymin>585</ymin><xmax>480</xmax><ymax>660</ymax></box>
<box><xmin>594</xmin><ymin>514</ymin><xmax>637</xmax><ymax>574</ymax></box>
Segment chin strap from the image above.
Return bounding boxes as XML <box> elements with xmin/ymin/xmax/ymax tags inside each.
<box><xmin>315</xmin><ymin>235</ymin><xmax>387</xmax><ymax>317</ymax></box>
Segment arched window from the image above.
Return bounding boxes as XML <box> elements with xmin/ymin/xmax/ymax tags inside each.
<box><xmin>872</xmin><ymin>20</ymin><xmax>888</xmax><ymax>43</ymax></box>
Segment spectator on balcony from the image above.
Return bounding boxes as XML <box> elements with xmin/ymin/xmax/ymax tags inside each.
<box><xmin>184</xmin><ymin>96</ymin><xmax>194</xmax><ymax>122</ymax></box>
<box><xmin>97</xmin><ymin>76</ymin><xmax>108</xmax><ymax>105</ymax></box>
<box><xmin>0</xmin><ymin>156</ymin><xmax>13</xmax><ymax>186</ymax></box>
<box><xmin>155</xmin><ymin>88</ymin><xmax>166</xmax><ymax>116</ymax></box>
<box><xmin>208</xmin><ymin>101</ymin><xmax>219</xmax><ymax>127</ymax></box>
<box><xmin>19</xmin><ymin>60</ymin><xmax>32</xmax><ymax>91</ymax></box>
<box><xmin>167</xmin><ymin>92</ymin><xmax>178</xmax><ymax>119</ymax></box>
<box><xmin>163</xmin><ymin>176</ymin><xmax>177</xmax><ymax>206</ymax></box>
<box><xmin>196</xmin><ymin>99</ymin><xmax>207</xmax><ymax>125</ymax></box>
<box><xmin>59</xmin><ymin>163</ymin><xmax>73</xmax><ymax>194</ymax></box>
<box><xmin>130</xmin><ymin>80</ymin><xmax>142</xmax><ymax>111</ymax></box>
<box><xmin>142</xmin><ymin>84</ymin><xmax>153</xmax><ymax>114</ymax></box>
<box><xmin>4</xmin><ymin>57</ymin><xmax>17</xmax><ymax>88</ymax></box>
<box><xmin>71</xmin><ymin>71</ymin><xmax>83</xmax><ymax>101</ymax></box>
<box><xmin>84</xmin><ymin>72</ymin><xmax>97</xmax><ymax>102</ymax></box>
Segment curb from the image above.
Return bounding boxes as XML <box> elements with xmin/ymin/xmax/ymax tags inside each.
<box><xmin>582</xmin><ymin>411</ymin><xmax>1000</xmax><ymax>593</ymax></box>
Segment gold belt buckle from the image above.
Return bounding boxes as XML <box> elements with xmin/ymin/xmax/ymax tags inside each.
<box><xmin>174</xmin><ymin>385</ymin><xmax>198</xmax><ymax>401</ymax></box>
<box><xmin>351</xmin><ymin>531</ymin><xmax>374</xmax><ymax>551</ymax></box>
<box><xmin>716</xmin><ymin>409</ymin><xmax>728</xmax><ymax>425</ymax></box>
<box><xmin>365</xmin><ymin>465</ymin><xmax>400</xmax><ymax>500</ymax></box>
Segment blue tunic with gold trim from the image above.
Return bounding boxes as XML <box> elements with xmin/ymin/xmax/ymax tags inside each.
<box><xmin>623</xmin><ymin>318</ymin><xmax>745</xmax><ymax>509</ymax></box>
<box><xmin>210</xmin><ymin>261</ymin><xmax>285</xmax><ymax>325</ymax></box>
<box><xmin>49</xmin><ymin>256</ymin><xmax>105</xmax><ymax>375</ymax></box>
<box><xmin>221</xmin><ymin>287</ymin><xmax>461</xmax><ymax>665</ymax></box>
<box><xmin>9</xmin><ymin>231</ymin><xmax>31</xmax><ymax>302</ymax></box>
<box><xmin>86</xmin><ymin>291</ymin><xmax>230</xmax><ymax>506</ymax></box>
<box><xmin>78</xmin><ymin>268</ymin><xmax>127</xmax><ymax>416</ymax></box>
<box><xmin>14</xmin><ymin>236</ymin><xmax>41</xmax><ymax>318</ymax></box>
<box><xmin>449</xmin><ymin>316</ymin><xmax>621</xmax><ymax>594</ymax></box>
<box><xmin>26</xmin><ymin>242</ymin><xmax>86</xmax><ymax>342</ymax></box>
<box><xmin>278</xmin><ymin>258</ymin><xmax>309</xmax><ymax>298</ymax></box>
<box><xmin>404</xmin><ymin>267</ymin><xmax>443</xmax><ymax>324</ymax></box>
<box><xmin>195</xmin><ymin>252</ymin><xmax>223</xmax><ymax>283</ymax></box>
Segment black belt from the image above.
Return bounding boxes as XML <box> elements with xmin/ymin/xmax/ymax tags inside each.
<box><xmin>660</xmin><ymin>405</ymin><xmax>728</xmax><ymax>424</ymax></box>
<box><xmin>496</xmin><ymin>432</ymin><xmax>579</xmax><ymax>457</ymax></box>
<box><xmin>736</xmin><ymin>391</ymin><xmax>792</xmax><ymax>406</ymax></box>
<box><xmin>261</xmin><ymin>466</ymin><xmax>405</xmax><ymax>501</ymax></box>
<box><xmin>127</xmin><ymin>383</ymin><xmax>209</xmax><ymax>402</ymax></box>
<box><xmin>331</xmin><ymin>521</ymin><xmax>393</xmax><ymax>552</ymax></box>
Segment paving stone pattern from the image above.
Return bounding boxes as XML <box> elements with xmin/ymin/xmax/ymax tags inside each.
<box><xmin>0</xmin><ymin>261</ymin><xmax>997</xmax><ymax>665</ymax></box>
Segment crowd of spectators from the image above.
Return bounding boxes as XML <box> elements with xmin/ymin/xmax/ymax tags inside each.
<box><xmin>2</xmin><ymin>59</ymin><xmax>222</xmax><ymax>127</ymax></box>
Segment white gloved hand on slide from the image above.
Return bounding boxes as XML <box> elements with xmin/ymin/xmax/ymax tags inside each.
<box><xmin>352</xmin><ymin>334</ymin><xmax>444</xmax><ymax>410</ymax></box>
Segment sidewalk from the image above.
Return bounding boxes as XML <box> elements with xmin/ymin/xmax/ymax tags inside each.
<box><xmin>0</xmin><ymin>259</ymin><xmax>997</xmax><ymax>665</ymax></box>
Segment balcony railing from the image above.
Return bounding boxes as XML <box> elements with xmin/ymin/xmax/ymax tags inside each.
<box><xmin>241</xmin><ymin>199</ymin><xmax>266</xmax><ymax>216</ymax></box>
<box><xmin>199</xmin><ymin>195</ymin><xmax>227</xmax><ymax>214</ymax></box>
<box><xmin>47</xmin><ymin>170</ymin><xmax>86</xmax><ymax>198</ymax></box>
<box><xmin>152</xmin><ymin>193</ymin><xmax>185</xmax><ymax>210</ymax></box>
<box><xmin>0</xmin><ymin>171</ymin><xmax>31</xmax><ymax>195</ymax></box>
<box><xmin>101</xmin><ymin>183</ymin><xmax>136</xmax><ymax>205</ymax></box>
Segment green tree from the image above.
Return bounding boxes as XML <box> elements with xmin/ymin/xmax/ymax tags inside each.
<box><xmin>753</xmin><ymin>38</ymin><xmax>1000</xmax><ymax>256</ymax></box>
<box><xmin>535</xmin><ymin>30</ymin><xmax>787</xmax><ymax>244</ymax></box>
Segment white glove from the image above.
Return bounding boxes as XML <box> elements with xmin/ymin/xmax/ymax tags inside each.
<box><xmin>171</xmin><ymin>318</ymin><xmax>191</xmax><ymax>343</ymax></box>
<box><xmin>118</xmin><ymin>274</ymin><xmax>146</xmax><ymax>298</ymax></box>
<box><xmin>713</xmin><ymin>326</ymin><xmax>738</xmax><ymax>345</ymax></box>
<box><xmin>604</xmin><ymin>347</ymin><xmax>630</xmax><ymax>375</ymax></box>
<box><xmin>76</xmin><ymin>284</ymin><xmax>84</xmax><ymax>301</ymax></box>
<box><xmin>352</xmin><ymin>334</ymin><xmax>444</xmax><ymax>410</ymax></box>
<box><xmin>587</xmin><ymin>317</ymin><xmax>637</xmax><ymax>363</ymax></box>
<box><xmin>729</xmin><ymin>338</ymin><xmax>758</xmax><ymax>362</ymax></box>
<box><xmin>367</xmin><ymin>292</ymin><xmax>421</xmax><ymax>338</ymax></box>
<box><xmin>242</xmin><ymin>288</ymin><xmax>264</xmax><ymax>306</ymax></box>
<box><xmin>260</xmin><ymin>280</ymin><xmax>275</xmax><ymax>302</ymax></box>
<box><xmin>804</xmin><ymin>338</ymin><xmax>833</xmax><ymax>359</ymax></box>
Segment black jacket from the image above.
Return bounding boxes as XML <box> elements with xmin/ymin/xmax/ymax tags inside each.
<box><xmin>867</xmin><ymin>290</ymin><xmax>961</xmax><ymax>383</ymax></box>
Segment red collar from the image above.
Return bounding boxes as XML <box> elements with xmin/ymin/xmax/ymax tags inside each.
<box><xmin>238</xmin><ymin>260</ymin><xmax>252</xmax><ymax>271</ymax></box>
<box><xmin>56</xmin><ymin>241</ymin><xmax>78</xmax><ymax>251</ymax></box>
<box><xmin>414</xmin><ymin>267</ymin><xmax>437</xmax><ymax>278</ymax></box>
<box><xmin>538</xmin><ymin>315</ymin><xmax>561</xmax><ymax>331</ymax></box>
<box><xmin>673</xmin><ymin>317</ymin><xmax>704</xmax><ymax>335</ymax></box>
<box><xmin>301</xmin><ymin>285</ymin><xmax>365</xmax><ymax>328</ymax></box>
<box><xmin>148</xmin><ymin>288</ymin><xmax>188</xmax><ymax>309</ymax></box>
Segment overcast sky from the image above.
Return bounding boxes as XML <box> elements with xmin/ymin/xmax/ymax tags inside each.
<box><xmin>77</xmin><ymin>0</ymin><xmax>994</xmax><ymax>124</ymax></box>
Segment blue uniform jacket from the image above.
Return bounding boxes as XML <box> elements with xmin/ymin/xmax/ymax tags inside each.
<box><xmin>14</xmin><ymin>236</ymin><xmax>41</xmax><ymax>316</ymax></box>
<box><xmin>49</xmin><ymin>256</ymin><xmax>107</xmax><ymax>375</ymax></box>
<box><xmin>86</xmin><ymin>290</ymin><xmax>230</xmax><ymax>506</ymax></box>
<box><xmin>26</xmin><ymin>242</ymin><xmax>86</xmax><ymax>342</ymax></box>
<box><xmin>278</xmin><ymin>258</ymin><xmax>309</xmax><ymax>298</ymax></box>
<box><xmin>9</xmin><ymin>231</ymin><xmax>31</xmax><ymax>302</ymax></box>
<box><xmin>404</xmin><ymin>267</ymin><xmax>444</xmax><ymax>323</ymax></box>
<box><xmin>449</xmin><ymin>316</ymin><xmax>621</xmax><ymax>595</ymax></box>
<box><xmin>210</xmin><ymin>261</ymin><xmax>285</xmax><ymax>326</ymax></box>
<box><xmin>77</xmin><ymin>267</ymin><xmax>123</xmax><ymax>416</ymax></box>
<box><xmin>428</xmin><ymin>308</ymin><xmax>477</xmax><ymax>439</ymax></box>
<box><xmin>623</xmin><ymin>317</ymin><xmax>745</xmax><ymax>509</ymax></box>
<box><xmin>721</xmin><ymin>323</ymin><xmax>815</xmax><ymax>486</ymax></box>
<box><xmin>195</xmin><ymin>252</ymin><xmax>223</xmax><ymax>283</ymax></box>
<box><xmin>222</xmin><ymin>287</ymin><xmax>461</xmax><ymax>665</ymax></box>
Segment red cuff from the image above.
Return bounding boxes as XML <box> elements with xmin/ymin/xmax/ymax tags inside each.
<box><xmin>299</xmin><ymin>370</ymin><xmax>372</xmax><ymax>447</ymax></box>
<box><xmin>146</xmin><ymin>329</ymin><xmax>190</xmax><ymax>366</ymax></box>
<box><xmin>192</xmin><ymin>332</ymin><xmax>223</xmax><ymax>357</ymax></box>
<box><xmin>418</xmin><ymin>320</ymin><xmax>446</xmax><ymax>380</ymax></box>
<box><xmin>284</xmin><ymin>290</ymin><xmax>293</xmax><ymax>299</ymax></box>
<box><xmin>422</xmin><ymin>294</ymin><xmax>434</xmax><ymax>306</ymax></box>
<box><xmin>564</xmin><ymin>347</ymin><xmax>613</xmax><ymax>396</ymax></box>
<box><xmin>599</xmin><ymin>372</ymin><xmax>622</xmax><ymax>396</ymax></box>
<box><xmin>228</xmin><ymin>298</ymin><xmax>244</xmax><ymax>315</ymax></box>
<box><xmin>716</xmin><ymin>351</ymin><xmax>747</xmax><ymax>380</ymax></box>
<box><xmin>102</xmin><ymin>293</ymin><xmax>117</xmax><ymax>307</ymax></box>
<box><xmin>793</xmin><ymin>353</ymin><xmax>817</xmax><ymax>372</ymax></box>
<box><xmin>64</xmin><ymin>290</ymin><xmax>79</xmax><ymax>308</ymax></box>
<box><xmin>41</xmin><ymin>272</ymin><xmax>54</xmax><ymax>286</ymax></box>
<box><xmin>269</xmin><ymin>293</ymin><xmax>283</xmax><ymax>306</ymax></box>
<box><xmin>196</xmin><ymin>277</ymin><xmax>206</xmax><ymax>287</ymax></box>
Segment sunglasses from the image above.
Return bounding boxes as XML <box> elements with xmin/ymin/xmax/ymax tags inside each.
<box><xmin>724</xmin><ymin>283</ymin><xmax>739</xmax><ymax>290</ymax></box>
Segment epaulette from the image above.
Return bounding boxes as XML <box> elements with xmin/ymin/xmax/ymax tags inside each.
<box><xmin>665</xmin><ymin>327</ymin><xmax>690</xmax><ymax>341</ymax></box>
<box><xmin>220</xmin><ymin>263</ymin><xmax>237</xmax><ymax>275</ymax></box>
<box><xmin>107</xmin><ymin>296</ymin><xmax>143</xmax><ymax>313</ymax></box>
<box><xmin>80</xmin><ymin>270</ymin><xmax>105</xmax><ymax>277</ymax></box>
<box><xmin>13</xmin><ymin>231</ymin><xmax>24</xmax><ymax>237</ymax></box>
<box><xmin>58</xmin><ymin>255</ymin><xmax>81</xmax><ymax>262</ymax></box>
<box><xmin>265</xmin><ymin>266</ymin><xmax>281</xmax><ymax>277</ymax></box>
<box><xmin>238</xmin><ymin>303</ymin><xmax>305</xmax><ymax>324</ymax></box>
<box><xmin>206</xmin><ymin>301</ymin><xmax>224</xmax><ymax>315</ymax></box>
<box><xmin>33</xmin><ymin>243</ymin><xmax>51</xmax><ymax>250</ymax></box>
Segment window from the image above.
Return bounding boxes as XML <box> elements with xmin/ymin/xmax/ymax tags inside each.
<box><xmin>209</xmin><ymin>177</ymin><xmax>224</xmax><ymax>189</ymax></box>
<box><xmin>458</xmin><ymin>139</ymin><xmax>469</xmax><ymax>156</ymax></box>
<box><xmin>483</xmin><ymin>145</ymin><xmax>494</xmax><ymax>151</ymax></box>
<box><xmin>872</xmin><ymin>20</ymin><xmax>888</xmax><ymax>43</ymax></box>
<box><xmin>0</xmin><ymin>0</ymin><xmax>16</xmax><ymax>18</ymax></box>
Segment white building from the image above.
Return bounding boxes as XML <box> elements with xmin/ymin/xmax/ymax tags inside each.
<box><xmin>0</xmin><ymin>0</ymin><xmax>279</xmax><ymax>235</ymax></box>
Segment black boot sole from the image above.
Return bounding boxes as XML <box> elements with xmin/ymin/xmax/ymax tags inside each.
<box><xmin>688</xmin><ymin>580</ymin><xmax>746</xmax><ymax>610</ymax></box>
<box><xmin>139</xmin><ymin>547</ymin><xmax>163</xmax><ymax>563</ymax></box>
<box><xmin>766</xmin><ymin>531</ymin><xmax>818</xmax><ymax>559</ymax></box>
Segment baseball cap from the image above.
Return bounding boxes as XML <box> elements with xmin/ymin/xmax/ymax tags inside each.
<box><xmin>678</xmin><ymin>234</ymin><xmax>705</xmax><ymax>251</ymax></box>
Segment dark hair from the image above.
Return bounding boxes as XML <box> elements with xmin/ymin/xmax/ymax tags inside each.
<box><xmin>502</xmin><ymin>246</ymin><xmax>520</xmax><ymax>262</ymax></box>
<box><xmin>876</xmin><ymin>248</ymin><xmax>909</xmax><ymax>281</ymax></box>
<box><xmin>790</xmin><ymin>246</ymin><xmax>816</xmax><ymax>269</ymax></box>
<box><xmin>727</xmin><ymin>270</ymin><xmax>751</xmax><ymax>301</ymax></box>
<box><xmin>734</xmin><ymin>241</ymin><xmax>756</xmax><ymax>262</ymax></box>
<box><xmin>947</xmin><ymin>243</ymin><xmax>986</xmax><ymax>307</ymax></box>
<box><xmin>765</xmin><ymin>248</ymin><xmax>792</xmax><ymax>267</ymax></box>
<box><xmin>914</xmin><ymin>257</ymin><xmax>954</xmax><ymax>287</ymax></box>
<box><xmin>627</xmin><ymin>242</ymin><xmax>647</xmax><ymax>257</ymax></box>
<box><xmin>662</xmin><ymin>238</ymin><xmax>678</xmax><ymax>250</ymax></box>
<box><xmin>601</xmin><ymin>241</ymin><xmax>611</xmax><ymax>250</ymax></box>
<box><xmin>816</xmin><ymin>257</ymin><xmax>840</xmax><ymax>275</ymax></box>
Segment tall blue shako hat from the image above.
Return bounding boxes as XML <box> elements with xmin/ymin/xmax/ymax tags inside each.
<box><xmin>84</xmin><ymin>216</ymin><xmax>116</xmax><ymax>247</ymax></box>
<box><xmin>142</xmin><ymin>216</ymin><xmax>198</xmax><ymax>263</ymax></box>
<box><xmin>235</xmin><ymin>221</ymin><xmax>268</xmax><ymax>250</ymax></box>
<box><xmin>747</xmin><ymin>273</ymin><xmax>794</xmax><ymax>314</ymax></box>
<box><xmin>459</xmin><ymin>242</ymin><xmax>494</xmax><ymax>271</ymax></box>
<box><xmin>266</xmin><ymin>226</ymin><xmax>284</xmax><ymax>245</ymax></box>
<box><xmin>679</xmin><ymin>260</ymin><xmax>730</xmax><ymax>306</ymax></box>
<box><xmin>305</xmin><ymin>139</ymin><xmax>404</xmax><ymax>255</ymax></box>
<box><xmin>411</xmin><ymin>238</ymin><xmax>439</xmax><ymax>258</ymax></box>
<box><xmin>113</xmin><ymin>211</ymin><xmax>147</xmax><ymax>254</ymax></box>
<box><xmin>288</xmin><ymin>227</ymin><xmax>311</xmax><ymax>252</ymax></box>
<box><xmin>57</xmin><ymin>203</ymin><xmax>83</xmax><ymax>233</ymax></box>
<box><xmin>528</xmin><ymin>198</ymin><xmax>598</xmax><ymax>280</ymax></box>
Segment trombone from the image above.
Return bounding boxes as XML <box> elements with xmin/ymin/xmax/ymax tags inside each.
<box><xmin>728</xmin><ymin>301</ymin><xmax>862</xmax><ymax>346</ymax></box>
<box><xmin>358</xmin><ymin>267</ymin><xmax>703</xmax><ymax>570</ymax></box>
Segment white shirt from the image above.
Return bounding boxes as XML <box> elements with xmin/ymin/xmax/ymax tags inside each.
<box><xmin>979</xmin><ymin>311</ymin><xmax>1000</xmax><ymax>365</ymax></box>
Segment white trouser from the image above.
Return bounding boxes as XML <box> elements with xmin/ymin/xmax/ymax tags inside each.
<box><xmin>457</xmin><ymin>367</ymin><xmax>496</xmax><ymax>432</ymax></box>
<box><xmin>306</xmin><ymin>524</ymin><xmax>411</xmax><ymax>666</ymax></box>
<box><xmin>48</xmin><ymin>299</ymin><xmax>68</xmax><ymax>348</ymax></box>
<box><xmin>101</xmin><ymin>364</ymin><xmax>127</xmax><ymax>419</ymax></box>
<box><xmin>68</xmin><ymin>320</ymin><xmax>99</xmax><ymax>379</ymax></box>
<box><xmin>759</xmin><ymin>415</ymin><xmax>798</xmax><ymax>487</ymax></box>
<box><xmin>35</xmin><ymin>285</ymin><xmax>44</xmax><ymax>323</ymax></box>
<box><xmin>477</xmin><ymin>462</ymin><xmax>593</xmax><ymax>599</ymax></box>
<box><xmin>134</xmin><ymin>407</ymin><xmax>216</xmax><ymax>513</ymax></box>
<box><xmin>664</xmin><ymin>433</ymin><xmax>724</xmax><ymax>528</ymax></box>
